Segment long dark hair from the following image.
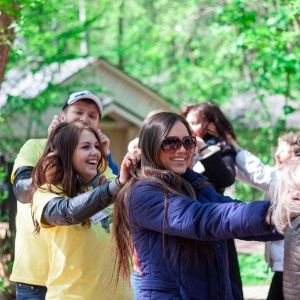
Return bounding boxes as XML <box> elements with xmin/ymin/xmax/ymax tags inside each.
<box><xmin>31</xmin><ymin>122</ymin><xmax>107</xmax><ymax>229</ymax></box>
<box><xmin>112</xmin><ymin>112</ymin><xmax>213</xmax><ymax>285</ymax></box>
<box><xmin>180</xmin><ymin>102</ymin><xmax>236</xmax><ymax>142</ymax></box>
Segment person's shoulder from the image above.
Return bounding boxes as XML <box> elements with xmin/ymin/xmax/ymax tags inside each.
<box><xmin>12</xmin><ymin>138</ymin><xmax>47</xmax><ymax>179</ymax></box>
<box><xmin>134</xmin><ymin>178</ymin><xmax>156</xmax><ymax>186</ymax></box>
<box><xmin>33</xmin><ymin>184</ymin><xmax>65</xmax><ymax>202</ymax></box>
<box><xmin>25</xmin><ymin>138</ymin><xmax>47</xmax><ymax>147</ymax></box>
<box><xmin>133</xmin><ymin>179</ymin><xmax>163</xmax><ymax>191</ymax></box>
<box><xmin>20</xmin><ymin>138</ymin><xmax>47</xmax><ymax>151</ymax></box>
<box><xmin>290</xmin><ymin>216</ymin><xmax>300</xmax><ymax>231</ymax></box>
<box><xmin>285</xmin><ymin>217</ymin><xmax>300</xmax><ymax>244</ymax></box>
<box><xmin>182</xmin><ymin>168</ymin><xmax>208</xmax><ymax>184</ymax></box>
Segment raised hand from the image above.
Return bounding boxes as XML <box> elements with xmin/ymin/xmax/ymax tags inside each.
<box><xmin>96</xmin><ymin>129</ymin><xmax>110</xmax><ymax>156</ymax></box>
<box><xmin>118</xmin><ymin>148</ymin><xmax>141</xmax><ymax>186</ymax></box>
<box><xmin>48</xmin><ymin>115</ymin><xmax>61</xmax><ymax>137</ymax></box>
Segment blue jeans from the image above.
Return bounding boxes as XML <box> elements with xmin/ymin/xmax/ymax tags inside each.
<box><xmin>130</xmin><ymin>269</ymin><xmax>142</xmax><ymax>300</ymax></box>
<box><xmin>16</xmin><ymin>282</ymin><xmax>47</xmax><ymax>300</ymax></box>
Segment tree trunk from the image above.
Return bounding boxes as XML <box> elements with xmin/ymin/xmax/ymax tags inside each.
<box><xmin>0</xmin><ymin>5</ymin><xmax>19</xmax><ymax>88</ymax></box>
<box><xmin>118</xmin><ymin>0</ymin><xmax>125</xmax><ymax>68</ymax></box>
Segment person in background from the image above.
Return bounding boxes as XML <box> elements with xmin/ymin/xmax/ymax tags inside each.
<box><xmin>10</xmin><ymin>91</ymin><xmax>120</xmax><ymax>300</ymax></box>
<box><xmin>268</xmin><ymin>159</ymin><xmax>300</xmax><ymax>300</ymax></box>
<box><xmin>112</xmin><ymin>112</ymin><xmax>290</xmax><ymax>300</ymax></box>
<box><xmin>30</xmin><ymin>121</ymin><xmax>137</xmax><ymax>299</ymax></box>
<box><xmin>228</xmin><ymin>131</ymin><xmax>300</xmax><ymax>300</ymax></box>
<box><xmin>180</xmin><ymin>102</ymin><xmax>243</xmax><ymax>298</ymax></box>
<box><xmin>180</xmin><ymin>102</ymin><xmax>236</xmax><ymax>193</ymax></box>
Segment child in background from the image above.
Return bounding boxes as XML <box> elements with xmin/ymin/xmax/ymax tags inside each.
<box><xmin>228</xmin><ymin>131</ymin><xmax>300</xmax><ymax>300</ymax></box>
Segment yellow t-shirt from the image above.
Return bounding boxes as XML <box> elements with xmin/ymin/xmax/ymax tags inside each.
<box><xmin>10</xmin><ymin>139</ymin><xmax>120</xmax><ymax>289</ymax></box>
<box><xmin>10</xmin><ymin>139</ymin><xmax>49</xmax><ymax>285</ymax></box>
<box><xmin>33</xmin><ymin>188</ymin><xmax>132</xmax><ymax>300</ymax></box>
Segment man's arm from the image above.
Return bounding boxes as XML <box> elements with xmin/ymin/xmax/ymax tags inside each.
<box><xmin>11</xmin><ymin>139</ymin><xmax>47</xmax><ymax>203</ymax></box>
<box><xmin>12</xmin><ymin>166</ymin><xmax>34</xmax><ymax>203</ymax></box>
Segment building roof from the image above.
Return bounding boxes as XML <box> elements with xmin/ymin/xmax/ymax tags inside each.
<box><xmin>0</xmin><ymin>57</ymin><xmax>97</xmax><ymax>107</ymax></box>
<box><xmin>0</xmin><ymin>57</ymin><xmax>177</xmax><ymax>139</ymax></box>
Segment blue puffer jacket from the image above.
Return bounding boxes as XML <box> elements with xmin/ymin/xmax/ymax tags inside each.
<box><xmin>129</xmin><ymin>168</ymin><xmax>281</xmax><ymax>300</ymax></box>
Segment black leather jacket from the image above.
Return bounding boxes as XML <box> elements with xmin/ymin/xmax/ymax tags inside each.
<box><xmin>13</xmin><ymin>166</ymin><xmax>119</xmax><ymax>226</ymax></box>
<box><xmin>13</xmin><ymin>166</ymin><xmax>34</xmax><ymax>204</ymax></box>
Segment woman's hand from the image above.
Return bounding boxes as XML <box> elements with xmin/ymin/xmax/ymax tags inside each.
<box><xmin>118</xmin><ymin>148</ymin><xmax>141</xmax><ymax>186</ymax></box>
<box><xmin>207</xmin><ymin>122</ymin><xmax>219</xmax><ymax>138</ymax></box>
<box><xmin>96</xmin><ymin>129</ymin><xmax>111</xmax><ymax>156</ymax></box>
<box><xmin>225</xmin><ymin>132</ymin><xmax>240</xmax><ymax>151</ymax></box>
<box><xmin>195</xmin><ymin>136</ymin><xmax>206</xmax><ymax>151</ymax></box>
<box><xmin>43</xmin><ymin>153</ymin><xmax>58</xmax><ymax>183</ymax></box>
<box><xmin>97</xmin><ymin>175</ymin><xmax>109</xmax><ymax>186</ymax></box>
<box><xmin>48</xmin><ymin>115</ymin><xmax>61</xmax><ymax>137</ymax></box>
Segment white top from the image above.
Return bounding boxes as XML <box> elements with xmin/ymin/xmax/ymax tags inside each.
<box><xmin>235</xmin><ymin>149</ymin><xmax>283</xmax><ymax>272</ymax></box>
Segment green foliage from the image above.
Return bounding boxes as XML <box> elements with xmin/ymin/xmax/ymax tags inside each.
<box><xmin>3</xmin><ymin>0</ymin><xmax>300</xmax><ymax>109</ymax></box>
<box><xmin>1</xmin><ymin>2</ymin><xmax>299</xmax><ymax>293</ymax></box>
<box><xmin>238</xmin><ymin>253</ymin><xmax>272</xmax><ymax>286</ymax></box>
<box><xmin>0</xmin><ymin>167</ymin><xmax>8</xmax><ymax>203</ymax></box>
<box><xmin>232</xmin><ymin>126</ymin><xmax>285</xmax><ymax>201</ymax></box>
<box><xmin>0</xmin><ymin>166</ymin><xmax>14</xmax><ymax>297</ymax></box>
<box><xmin>1</xmin><ymin>0</ymin><xmax>300</xmax><ymax>194</ymax></box>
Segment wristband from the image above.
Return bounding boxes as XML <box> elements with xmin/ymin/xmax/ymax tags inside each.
<box><xmin>115</xmin><ymin>175</ymin><xmax>124</xmax><ymax>188</ymax></box>
<box><xmin>199</xmin><ymin>145</ymin><xmax>209</xmax><ymax>153</ymax></box>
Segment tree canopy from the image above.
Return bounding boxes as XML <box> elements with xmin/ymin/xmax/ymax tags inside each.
<box><xmin>1</xmin><ymin>0</ymin><xmax>299</xmax><ymax>105</ymax></box>
<box><xmin>1</xmin><ymin>0</ymin><xmax>300</xmax><ymax>199</ymax></box>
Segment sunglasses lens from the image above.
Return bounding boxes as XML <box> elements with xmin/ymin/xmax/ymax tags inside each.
<box><xmin>161</xmin><ymin>137</ymin><xmax>181</xmax><ymax>153</ymax></box>
<box><xmin>161</xmin><ymin>136</ymin><xmax>196</xmax><ymax>153</ymax></box>
<box><xmin>183</xmin><ymin>136</ymin><xmax>196</xmax><ymax>151</ymax></box>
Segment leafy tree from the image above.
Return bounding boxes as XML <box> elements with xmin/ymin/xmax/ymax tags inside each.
<box><xmin>1</xmin><ymin>0</ymin><xmax>300</xmax><ymax>198</ymax></box>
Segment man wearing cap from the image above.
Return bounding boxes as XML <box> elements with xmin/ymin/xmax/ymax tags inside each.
<box><xmin>48</xmin><ymin>90</ymin><xmax>118</xmax><ymax>175</ymax></box>
<box><xmin>10</xmin><ymin>91</ymin><xmax>131</xmax><ymax>299</ymax></box>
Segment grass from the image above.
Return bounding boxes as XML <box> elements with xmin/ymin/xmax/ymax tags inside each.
<box><xmin>238</xmin><ymin>253</ymin><xmax>273</xmax><ymax>286</ymax></box>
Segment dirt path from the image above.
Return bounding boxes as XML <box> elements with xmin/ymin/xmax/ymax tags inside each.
<box><xmin>235</xmin><ymin>239</ymin><xmax>265</xmax><ymax>254</ymax></box>
<box><xmin>235</xmin><ymin>239</ymin><xmax>269</xmax><ymax>300</ymax></box>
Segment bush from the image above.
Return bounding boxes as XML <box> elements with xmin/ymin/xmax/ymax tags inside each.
<box><xmin>238</xmin><ymin>253</ymin><xmax>273</xmax><ymax>286</ymax></box>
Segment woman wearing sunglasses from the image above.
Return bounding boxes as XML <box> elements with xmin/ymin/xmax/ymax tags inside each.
<box><xmin>111</xmin><ymin>112</ymin><xmax>294</xmax><ymax>300</ymax></box>
<box><xmin>180</xmin><ymin>102</ymin><xmax>243</xmax><ymax>298</ymax></box>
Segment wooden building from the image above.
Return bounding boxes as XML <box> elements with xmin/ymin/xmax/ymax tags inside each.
<box><xmin>0</xmin><ymin>58</ymin><xmax>177</xmax><ymax>166</ymax></box>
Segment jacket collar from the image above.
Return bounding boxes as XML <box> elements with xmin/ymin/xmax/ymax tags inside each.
<box><xmin>182</xmin><ymin>168</ymin><xmax>208</xmax><ymax>186</ymax></box>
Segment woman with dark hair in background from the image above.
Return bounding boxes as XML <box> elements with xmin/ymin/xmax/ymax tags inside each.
<box><xmin>180</xmin><ymin>102</ymin><xmax>243</xmax><ymax>298</ymax></box>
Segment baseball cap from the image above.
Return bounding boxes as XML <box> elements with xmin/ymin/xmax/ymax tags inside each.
<box><xmin>62</xmin><ymin>90</ymin><xmax>103</xmax><ymax>115</ymax></box>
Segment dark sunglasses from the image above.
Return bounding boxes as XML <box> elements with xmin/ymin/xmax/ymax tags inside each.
<box><xmin>161</xmin><ymin>136</ymin><xmax>197</xmax><ymax>153</ymax></box>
